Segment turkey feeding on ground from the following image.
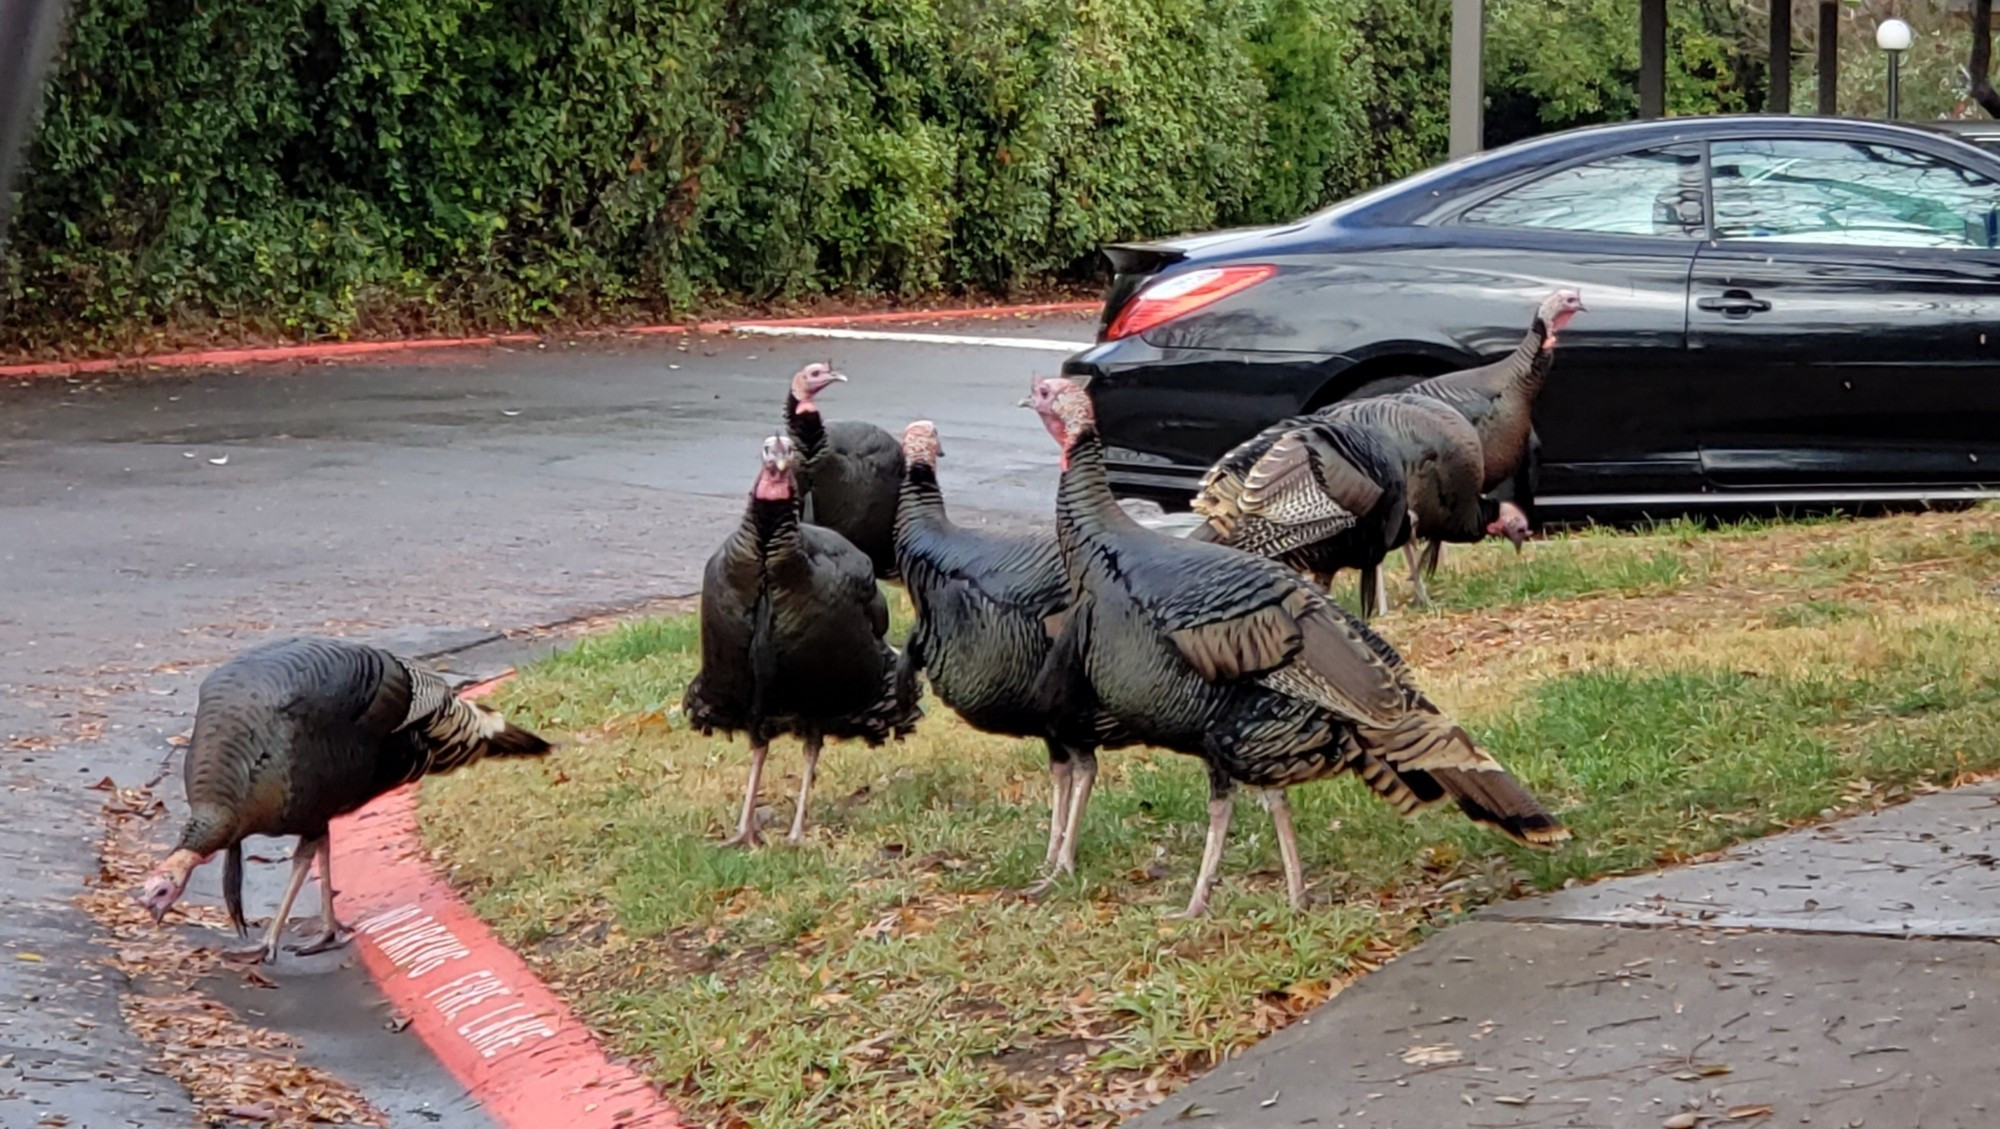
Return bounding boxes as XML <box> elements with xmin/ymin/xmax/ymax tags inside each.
<box><xmin>1187</xmin><ymin>411</ymin><xmax>1411</xmax><ymax>621</ymax></box>
<box><xmin>893</xmin><ymin>420</ymin><xmax>1131</xmax><ymax>886</ymax></box>
<box><xmin>783</xmin><ymin>362</ymin><xmax>904</xmax><ymax>580</ymax></box>
<box><xmin>1024</xmin><ymin>377</ymin><xmax>1566</xmax><ymax>916</ymax></box>
<box><xmin>684</xmin><ymin>434</ymin><xmax>920</xmax><ymax>848</ymax></box>
<box><xmin>1322</xmin><ymin>394</ymin><xmax>1529</xmax><ymax>609</ymax></box>
<box><xmin>1405</xmin><ymin>288</ymin><xmax>1586</xmax><ymax>496</ymax></box>
<box><xmin>137</xmin><ymin>637</ymin><xmax>551</xmax><ymax>964</ymax></box>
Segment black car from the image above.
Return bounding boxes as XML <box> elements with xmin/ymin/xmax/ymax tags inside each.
<box><xmin>1063</xmin><ymin>114</ymin><xmax>2000</xmax><ymax>517</ymax></box>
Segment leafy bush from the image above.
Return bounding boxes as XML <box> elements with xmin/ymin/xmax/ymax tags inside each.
<box><xmin>1</xmin><ymin>0</ymin><xmax>1781</xmax><ymax>352</ymax></box>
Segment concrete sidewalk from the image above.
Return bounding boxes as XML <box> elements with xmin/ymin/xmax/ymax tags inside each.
<box><xmin>1134</xmin><ymin>784</ymin><xmax>2000</xmax><ymax>1129</ymax></box>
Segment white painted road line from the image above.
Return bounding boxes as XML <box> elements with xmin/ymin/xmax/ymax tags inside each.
<box><xmin>731</xmin><ymin>324</ymin><xmax>1092</xmax><ymax>352</ymax></box>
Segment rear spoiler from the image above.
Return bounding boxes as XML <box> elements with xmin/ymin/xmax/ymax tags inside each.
<box><xmin>1102</xmin><ymin>240</ymin><xmax>1191</xmax><ymax>277</ymax></box>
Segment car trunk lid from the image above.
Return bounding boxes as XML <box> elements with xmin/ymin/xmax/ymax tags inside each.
<box><xmin>1096</xmin><ymin>224</ymin><xmax>1302</xmax><ymax>338</ymax></box>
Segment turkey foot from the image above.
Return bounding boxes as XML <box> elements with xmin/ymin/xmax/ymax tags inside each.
<box><xmin>222</xmin><ymin>938</ymin><xmax>282</xmax><ymax>964</ymax></box>
<box><xmin>724</xmin><ymin>743</ymin><xmax>770</xmax><ymax>849</ymax></box>
<box><xmin>287</xmin><ymin>928</ymin><xmax>349</xmax><ymax>956</ymax></box>
<box><xmin>1163</xmin><ymin>796</ymin><xmax>1233</xmax><ymax>919</ymax></box>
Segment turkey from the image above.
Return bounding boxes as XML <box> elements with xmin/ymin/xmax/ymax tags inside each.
<box><xmin>784</xmin><ymin>362</ymin><xmax>904</xmax><ymax>579</ymax></box>
<box><xmin>138</xmin><ymin>636</ymin><xmax>551</xmax><ymax>963</ymax></box>
<box><xmin>1187</xmin><ymin>412</ymin><xmax>1411</xmax><ymax>621</ymax></box>
<box><xmin>684</xmin><ymin>433</ymin><xmax>920</xmax><ymax>848</ymax></box>
<box><xmin>1025</xmin><ymin>376</ymin><xmax>1566</xmax><ymax>917</ymax></box>
<box><xmin>893</xmin><ymin>420</ymin><xmax>1130</xmax><ymax>885</ymax></box>
<box><xmin>1321</xmin><ymin>394</ymin><xmax>1529</xmax><ymax>608</ymax></box>
<box><xmin>1405</xmin><ymin>288</ymin><xmax>1586</xmax><ymax>495</ymax></box>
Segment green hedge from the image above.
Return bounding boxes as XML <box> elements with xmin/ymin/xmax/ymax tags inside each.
<box><xmin>0</xmin><ymin>0</ymin><xmax>1459</xmax><ymax>350</ymax></box>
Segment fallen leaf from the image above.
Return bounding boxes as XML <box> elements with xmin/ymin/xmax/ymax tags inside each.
<box><xmin>89</xmin><ymin>776</ymin><xmax>116</xmax><ymax>791</ymax></box>
<box><xmin>1663</xmin><ymin>1114</ymin><xmax>1704</xmax><ymax>1129</ymax></box>
<box><xmin>1694</xmin><ymin>1062</ymin><xmax>1733</xmax><ymax>1076</ymax></box>
<box><xmin>1174</xmin><ymin>1105</ymin><xmax>1216</xmax><ymax>1120</ymax></box>
<box><xmin>1726</xmin><ymin>1105</ymin><xmax>1775</xmax><ymax>1120</ymax></box>
<box><xmin>1400</xmin><ymin>1042</ymin><xmax>1463</xmax><ymax>1066</ymax></box>
<box><xmin>1495</xmin><ymin>1094</ymin><xmax>1532</xmax><ymax>1106</ymax></box>
<box><xmin>208</xmin><ymin>456</ymin><xmax>229</xmax><ymax>466</ymax></box>
<box><xmin>224</xmin><ymin>1104</ymin><xmax>276</xmax><ymax>1122</ymax></box>
<box><xmin>15</xmin><ymin>952</ymin><xmax>43</xmax><ymax>962</ymax></box>
<box><xmin>242</xmin><ymin>968</ymin><xmax>278</xmax><ymax>989</ymax></box>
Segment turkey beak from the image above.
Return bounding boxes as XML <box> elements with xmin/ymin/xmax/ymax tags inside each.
<box><xmin>1509</xmin><ymin>527</ymin><xmax>1528</xmax><ymax>552</ymax></box>
<box><xmin>1016</xmin><ymin>397</ymin><xmax>1033</xmax><ymax>408</ymax></box>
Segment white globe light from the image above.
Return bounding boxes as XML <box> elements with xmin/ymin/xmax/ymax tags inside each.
<box><xmin>1876</xmin><ymin>17</ymin><xmax>1913</xmax><ymax>52</ymax></box>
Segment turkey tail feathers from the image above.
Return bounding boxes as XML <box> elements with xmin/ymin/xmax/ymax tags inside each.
<box><xmin>482</xmin><ymin>719</ymin><xmax>554</xmax><ymax>759</ymax></box>
<box><xmin>1345</xmin><ymin>707</ymin><xmax>1568</xmax><ymax>848</ymax></box>
<box><xmin>395</xmin><ymin>658</ymin><xmax>552</xmax><ymax>780</ymax></box>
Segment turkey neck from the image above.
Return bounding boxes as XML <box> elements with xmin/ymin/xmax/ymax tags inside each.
<box><xmin>785</xmin><ymin>395</ymin><xmax>829</xmax><ymax>466</ymax></box>
<box><xmin>747</xmin><ymin>488</ymin><xmax>805</xmax><ymax>564</ymax></box>
<box><xmin>896</xmin><ymin>460</ymin><xmax>948</xmax><ymax>536</ymax></box>
<box><xmin>1054</xmin><ymin>429</ymin><xmax>1137</xmax><ymax>552</ymax></box>
<box><xmin>1506</xmin><ymin>316</ymin><xmax>1554</xmax><ymax>399</ymax></box>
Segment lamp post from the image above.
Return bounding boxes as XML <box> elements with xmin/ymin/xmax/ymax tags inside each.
<box><xmin>1877</xmin><ymin>17</ymin><xmax>1913</xmax><ymax>119</ymax></box>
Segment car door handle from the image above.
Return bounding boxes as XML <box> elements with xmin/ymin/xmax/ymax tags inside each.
<box><xmin>1697</xmin><ymin>290</ymin><xmax>1772</xmax><ymax>317</ymax></box>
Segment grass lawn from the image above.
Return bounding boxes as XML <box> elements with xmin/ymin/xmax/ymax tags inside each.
<box><xmin>419</xmin><ymin>507</ymin><xmax>2000</xmax><ymax>1128</ymax></box>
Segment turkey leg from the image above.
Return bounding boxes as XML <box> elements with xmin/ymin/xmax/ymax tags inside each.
<box><xmin>287</xmin><ymin>834</ymin><xmax>349</xmax><ymax>956</ymax></box>
<box><xmin>1167</xmin><ymin>793</ymin><xmax>1234</xmax><ymax>919</ymax></box>
<box><xmin>1056</xmin><ymin>752</ymin><xmax>1097</xmax><ymax>876</ymax></box>
<box><xmin>1260</xmin><ymin>788</ymin><xmax>1308</xmax><ymax>910</ymax></box>
<box><xmin>785</xmin><ymin>737</ymin><xmax>822</xmax><ymax>845</ymax></box>
<box><xmin>723</xmin><ymin>742</ymin><xmax>768</xmax><ymax>848</ymax></box>
<box><xmin>1405</xmin><ymin>541</ymin><xmax>1437</xmax><ymax>609</ymax></box>
<box><xmin>1020</xmin><ymin>750</ymin><xmax>1093</xmax><ymax>897</ymax></box>
<box><xmin>227</xmin><ymin>832</ymin><xmax>322</xmax><ymax>964</ymax></box>
<box><xmin>1042</xmin><ymin>754</ymin><xmax>1075</xmax><ymax>868</ymax></box>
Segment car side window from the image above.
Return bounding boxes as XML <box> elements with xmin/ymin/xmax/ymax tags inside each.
<box><xmin>1710</xmin><ymin>138</ymin><xmax>2000</xmax><ymax>248</ymax></box>
<box><xmin>1460</xmin><ymin>148</ymin><xmax>1704</xmax><ymax>237</ymax></box>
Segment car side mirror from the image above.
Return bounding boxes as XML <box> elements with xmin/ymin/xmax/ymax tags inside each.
<box><xmin>1964</xmin><ymin>206</ymin><xmax>2000</xmax><ymax>248</ymax></box>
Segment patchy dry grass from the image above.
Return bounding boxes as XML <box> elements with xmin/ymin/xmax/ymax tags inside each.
<box><xmin>420</xmin><ymin>504</ymin><xmax>2000</xmax><ymax>1128</ymax></box>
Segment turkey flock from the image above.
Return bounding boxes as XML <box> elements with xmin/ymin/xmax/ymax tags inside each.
<box><xmin>138</xmin><ymin>288</ymin><xmax>1582</xmax><ymax>955</ymax></box>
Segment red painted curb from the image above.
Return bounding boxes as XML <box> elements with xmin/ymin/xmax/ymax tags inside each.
<box><xmin>0</xmin><ymin>300</ymin><xmax>1099</xmax><ymax>378</ymax></box>
<box><xmin>327</xmin><ymin>671</ymin><xmax>685</xmax><ymax>1129</ymax></box>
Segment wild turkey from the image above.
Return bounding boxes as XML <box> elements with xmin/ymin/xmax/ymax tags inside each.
<box><xmin>137</xmin><ymin>637</ymin><xmax>551</xmax><ymax>963</ymax></box>
<box><xmin>784</xmin><ymin>362</ymin><xmax>904</xmax><ymax>579</ymax></box>
<box><xmin>684</xmin><ymin>434</ymin><xmax>920</xmax><ymax>848</ymax></box>
<box><xmin>1187</xmin><ymin>413</ymin><xmax>1411</xmax><ymax>621</ymax></box>
<box><xmin>1405</xmin><ymin>288</ymin><xmax>1586</xmax><ymax>494</ymax></box>
<box><xmin>1322</xmin><ymin>394</ymin><xmax>1529</xmax><ymax>608</ymax></box>
<box><xmin>1025</xmin><ymin>377</ymin><xmax>1566</xmax><ymax>916</ymax></box>
<box><xmin>893</xmin><ymin>421</ymin><xmax>1130</xmax><ymax>884</ymax></box>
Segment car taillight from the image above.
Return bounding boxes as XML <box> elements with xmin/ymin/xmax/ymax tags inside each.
<box><xmin>1103</xmin><ymin>265</ymin><xmax>1276</xmax><ymax>341</ymax></box>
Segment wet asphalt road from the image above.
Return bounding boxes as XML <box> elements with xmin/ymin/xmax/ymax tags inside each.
<box><xmin>0</xmin><ymin>315</ymin><xmax>1098</xmax><ymax>1128</ymax></box>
